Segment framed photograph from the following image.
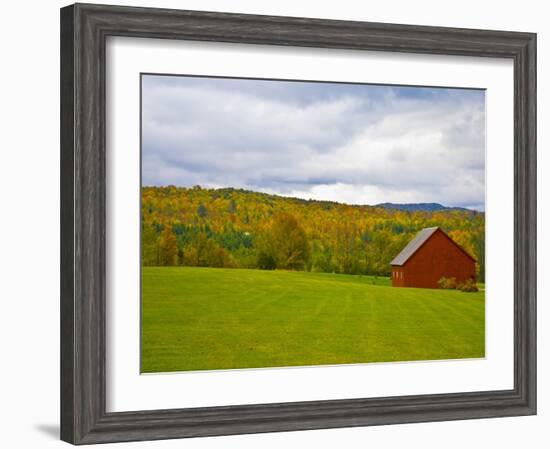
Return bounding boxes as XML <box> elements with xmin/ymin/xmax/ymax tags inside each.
<box><xmin>60</xmin><ymin>3</ymin><xmax>536</xmax><ymax>445</ymax></box>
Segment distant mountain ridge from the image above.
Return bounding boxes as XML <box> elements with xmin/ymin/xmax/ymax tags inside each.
<box><xmin>145</xmin><ymin>186</ymin><xmax>481</xmax><ymax>213</ymax></box>
<box><xmin>375</xmin><ymin>202</ymin><xmax>474</xmax><ymax>213</ymax></box>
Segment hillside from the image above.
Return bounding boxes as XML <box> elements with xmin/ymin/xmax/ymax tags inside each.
<box><xmin>376</xmin><ymin>202</ymin><xmax>473</xmax><ymax>213</ymax></box>
<box><xmin>141</xmin><ymin>186</ymin><xmax>485</xmax><ymax>278</ymax></box>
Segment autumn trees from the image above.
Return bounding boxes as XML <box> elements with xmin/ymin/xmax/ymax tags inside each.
<box><xmin>256</xmin><ymin>213</ymin><xmax>310</xmax><ymax>270</ymax></box>
<box><xmin>159</xmin><ymin>225</ymin><xmax>178</xmax><ymax>266</ymax></box>
<box><xmin>141</xmin><ymin>186</ymin><xmax>485</xmax><ymax>278</ymax></box>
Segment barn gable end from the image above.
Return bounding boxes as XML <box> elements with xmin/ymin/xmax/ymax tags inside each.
<box><xmin>390</xmin><ymin>227</ymin><xmax>476</xmax><ymax>289</ymax></box>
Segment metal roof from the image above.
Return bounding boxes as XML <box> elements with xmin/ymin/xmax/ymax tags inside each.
<box><xmin>390</xmin><ymin>227</ymin><xmax>439</xmax><ymax>266</ymax></box>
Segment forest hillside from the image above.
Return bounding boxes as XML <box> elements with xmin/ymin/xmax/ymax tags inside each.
<box><xmin>141</xmin><ymin>186</ymin><xmax>485</xmax><ymax>280</ymax></box>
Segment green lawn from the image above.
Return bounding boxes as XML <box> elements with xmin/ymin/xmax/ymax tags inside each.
<box><xmin>141</xmin><ymin>267</ymin><xmax>485</xmax><ymax>373</ymax></box>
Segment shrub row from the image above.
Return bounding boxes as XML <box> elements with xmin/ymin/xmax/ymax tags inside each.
<box><xmin>438</xmin><ymin>277</ymin><xmax>479</xmax><ymax>292</ymax></box>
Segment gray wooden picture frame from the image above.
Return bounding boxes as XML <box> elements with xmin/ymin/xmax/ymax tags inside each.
<box><xmin>60</xmin><ymin>3</ymin><xmax>537</xmax><ymax>445</ymax></box>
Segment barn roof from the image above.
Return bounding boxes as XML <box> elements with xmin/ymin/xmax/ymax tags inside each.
<box><xmin>390</xmin><ymin>226</ymin><xmax>476</xmax><ymax>266</ymax></box>
<box><xmin>390</xmin><ymin>227</ymin><xmax>440</xmax><ymax>266</ymax></box>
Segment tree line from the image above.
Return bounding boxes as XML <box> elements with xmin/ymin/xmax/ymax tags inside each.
<box><xmin>142</xmin><ymin>186</ymin><xmax>485</xmax><ymax>280</ymax></box>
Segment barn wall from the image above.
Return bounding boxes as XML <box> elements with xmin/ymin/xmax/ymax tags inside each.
<box><xmin>391</xmin><ymin>267</ymin><xmax>405</xmax><ymax>287</ymax></box>
<box><xmin>397</xmin><ymin>230</ymin><xmax>475</xmax><ymax>289</ymax></box>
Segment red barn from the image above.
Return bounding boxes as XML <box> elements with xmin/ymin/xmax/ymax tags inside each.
<box><xmin>390</xmin><ymin>227</ymin><xmax>476</xmax><ymax>288</ymax></box>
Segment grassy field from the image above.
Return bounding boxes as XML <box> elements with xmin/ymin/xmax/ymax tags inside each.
<box><xmin>141</xmin><ymin>267</ymin><xmax>485</xmax><ymax>373</ymax></box>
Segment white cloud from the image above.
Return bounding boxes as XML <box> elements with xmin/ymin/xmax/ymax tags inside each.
<box><xmin>142</xmin><ymin>76</ymin><xmax>485</xmax><ymax>210</ymax></box>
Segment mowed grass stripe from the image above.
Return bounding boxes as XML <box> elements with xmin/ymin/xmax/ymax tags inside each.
<box><xmin>141</xmin><ymin>267</ymin><xmax>485</xmax><ymax>372</ymax></box>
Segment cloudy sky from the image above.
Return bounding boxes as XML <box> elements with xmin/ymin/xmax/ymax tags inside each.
<box><xmin>142</xmin><ymin>75</ymin><xmax>485</xmax><ymax>210</ymax></box>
